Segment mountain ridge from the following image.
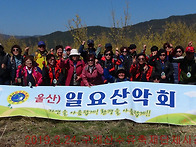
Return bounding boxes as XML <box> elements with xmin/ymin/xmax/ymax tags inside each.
<box><xmin>1</xmin><ymin>13</ymin><xmax>196</xmax><ymax>48</ymax></box>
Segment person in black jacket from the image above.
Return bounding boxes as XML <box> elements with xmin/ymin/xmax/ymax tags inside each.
<box><xmin>78</xmin><ymin>40</ymin><xmax>101</xmax><ymax>63</ymax></box>
<box><xmin>8</xmin><ymin>45</ymin><xmax>27</xmax><ymax>85</ymax></box>
<box><xmin>0</xmin><ymin>44</ymin><xmax>10</xmax><ymax>85</ymax></box>
<box><xmin>123</xmin><ymin>44</ymin><xmax>137</xmax><ymax>78</ymax></box>
<box><xmin>172</xmin><ymin>46</ymin><xmax>196</xmax><ymax>84</ymax></box>
<box><xmin>149</xmin><ymin>49</ymin><xmax>174</xmax><ymax>83</ymax></box>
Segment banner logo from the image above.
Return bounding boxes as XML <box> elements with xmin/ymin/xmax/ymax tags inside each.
<box><xmin>7</xmin><ymin>91</ymin><xmax>29</xmax><ymax>104</ymax></box>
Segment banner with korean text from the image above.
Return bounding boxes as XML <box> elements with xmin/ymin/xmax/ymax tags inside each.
<box><xmin>0</xmin><ymin>81</ymin><xmax>196</xmax><ymax>125</ymax></box>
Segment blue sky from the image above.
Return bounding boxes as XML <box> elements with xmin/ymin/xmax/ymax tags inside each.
<box><xmin>1</xmin><ymin>0</ymin><xmax>196</xmax><ymax>36</ymax></box>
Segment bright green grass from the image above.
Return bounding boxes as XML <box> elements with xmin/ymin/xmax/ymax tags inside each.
<box><xmin>0</xmin><ymin>106</ymin><xmax>86</xmax><ymax>120</ymax></box>
<box><xmin>146</xmin><ymin>113</ymin><xmax>196</xmax><ymax>125</ymax></box>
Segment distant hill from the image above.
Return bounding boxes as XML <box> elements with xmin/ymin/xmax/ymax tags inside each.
<box><xmin>126</xmin><ymin>13</ymin><xmax>196</xmax><ymax>35</ymax></box>
<box><xmin>2</xmin><ymin>13</ymin><xmax>196</xmax><ymax>48</ymax></box>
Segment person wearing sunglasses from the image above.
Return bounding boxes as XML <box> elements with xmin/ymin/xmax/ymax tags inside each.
<box><xmin>172</xmin><ymin>43</ymin><xmax>196</xmax><ymax>84</ymax></box>
<box><xmin>149</xmin><ymin>49</ymin><xmax>174</xmax><ymax>83</ymax></box>
<box><xmin>8</xmin><ymin>45</ymin><xmax>26</xmax><ymax>85</ymax></box>
<box><xmin>82</xmin><ymin>54</ymin><xmax>103</xmax><ymax>86</ymax></box>
<box><xmin>100</xmin><ymin>49</ymin><xmax>121</xmax><ymax>83</ymax></box>
<box><xmin>129</xmin><ymin>53</ymin><xmax>153</xmax><ymax>82</ymax></box>
<box><xmin>34</xmin><ymin>41</ymin><xmax>48</xmax><ymax>69</ymax></box>
<box><xmin>119</xmin><ymin>46</ymin><xmax>128</xmax><ymax>68</ymax></box>
<box><xmin>42</xmin><ymin>54</ymin><xmax>62</xmax><ymax>86</ymax></box>
<box><xmin>171</xmin><ymin>45</ymin><xmax>184</xmax><ymax>84</ymax></box>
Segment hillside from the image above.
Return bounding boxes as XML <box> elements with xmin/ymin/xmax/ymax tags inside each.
<box><xmin>2</xmin><ymin>13</ymin><xmax>196</xmax><ymax>48</ymax></box>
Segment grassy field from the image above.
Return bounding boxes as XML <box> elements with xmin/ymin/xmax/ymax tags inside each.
<box><xmin>0</xmin><ymin>116</ymin><xmax>195</xmax><ymax>147</ymax></box>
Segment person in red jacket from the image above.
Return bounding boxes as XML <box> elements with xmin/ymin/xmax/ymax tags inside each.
<box><xmin>16</xmin><ymin>55</ymin><xmax>42</xmax><ymax>86</ymax></box>
<box><xmin>55</xmin><ymin>45</ymin><xmax>63</xmax><ymax>65</ymax></box>
<box><xmin>82</xmin><ymin>54</ymin><xmax>104</xmax><ymax>86</ymax></box>
<box><xmin>42</xmin><ymin>54</ymin><xmax>62</xmax><ymax>86</ymax></box>
<box><xmin>130</xmin><ymin>53</ymin><xmax>153</xmax><ymax>81</ymax></box>
<box><xmin>60</xmin><ymin>49</ymin><xmax>85</xmax><ymax>86</ymax></box>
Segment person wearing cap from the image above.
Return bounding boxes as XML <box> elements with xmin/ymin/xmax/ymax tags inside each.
<box><xmin>128</xmin><ymin>44</ymin><xmax>137</xmax><ymax>57</ymax></box>
<box><xmin>149</xmin><ymin>49</ymin><xmax>174</xmax><ymax>83</ymax></box>
<box><xmin>105</xmin><ymin>43</ymin><xmax>112</xmax><ymax>51</ymax></box>
<box><xmin>148</xmin><ymin>46</ymin><xmax>159</xmax><ymax>65</ymax></box>
<box><xmin>82</xmin><ymin>54</ymin><xmax>104</xmax><ymax>86</ymax></box>
<box><xmin>104</xmin><ymin>67</ymin><xmax>128</xmax><ymax>83</ymax></box>
<box><xmin>42</xmin><ymin>54</ymin><xmax>62</xmax><ymax>86</ymax></box>
<box><xmin>173</xmin><ymin>43</ymin><xmax>196</xmax><ymax>84</ymax></box>
<box><xmin>130</xmin><ymin>53</ymin><xmax>153</xmax><ymax>82</ymax></box>
<box><xmin>60</xmin><ymin>49</ymin><xmax>85</xmax><ymax>86</ymax></box>
<box><xmin>78</xmin><ymin>40</ymin><xmax>101</xmax><ymax>63</ymax></box>
<box><xmin>149</xmin><ymin>46</ymin><xmax>159</xmax><ymax>58</ymax></box>
<box><xmin>34</xmin><ymin>41</ymin><xmax>48</xmax><ymax>69</ymax></box>
<box><xmin>63</xmin><ymin>46</ymin><xmax>72</xmax><ymax>59</ymax></box>
<box><xmin>0</xmin><ymin>43</ymin><xmax>11</xmax><ymax>85</ymax></box>
<box><xmin>123</xmin><ymin>44</ymin><xmax>137</xmax><ymax>78</ymax></box>
<box><xmin>149</xmin><ymin>73</ymin><xmax>161</xmax><ymax>83</ymax></box>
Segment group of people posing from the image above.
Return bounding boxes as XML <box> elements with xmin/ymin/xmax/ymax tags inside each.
<box><xmin>0</xmin><ymin>39</ymin><xmax>195</xmax><ymax>87</ymax></box>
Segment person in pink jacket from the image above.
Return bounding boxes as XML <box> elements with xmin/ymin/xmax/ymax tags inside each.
<box><xmin>82</xmin><ymin>54</ymin><xmax>104</xmax><ymax>86</ymax></box>
<box><xmin>60</xmin><ymin>49</ymin><xmax>85</xmax><ymax>86</ymax></box>
<box><xmin>16</xmin><ymin>55</ymin><xmax>42</xmax><ymax>86</ymax></box>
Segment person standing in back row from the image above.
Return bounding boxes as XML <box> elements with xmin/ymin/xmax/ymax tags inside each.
<box><xmin>34</xmin><ymin>41</ymin><xmax>48</xmax><ymax>70</ymax></box>
<box><xmin>79</xmin><ymin>39</ymin><xmax>101</xmax><ymax>63</ymax></box>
